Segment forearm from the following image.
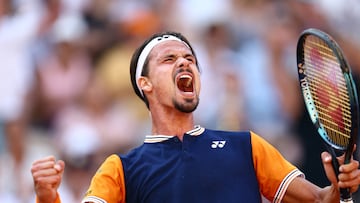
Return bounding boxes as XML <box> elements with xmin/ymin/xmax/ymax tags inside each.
<box><xmin>36</xmin><ymin>192</ymin><xmax>61</xmax><ymax>203</ymax></box>
<box><xmin>317</xmin><ymin>186</ymin><xmax>340</xmax><ymax>203</ymax></box>
<box><xmin>283</xmin><ymin>177</ymin><xmax>339</xmax><ymax>203</ymax></box>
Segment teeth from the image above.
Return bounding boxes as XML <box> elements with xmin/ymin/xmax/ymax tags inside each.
<box><xmin>180</xmin><ymin>75</ymin><xmax>192</xmax><ymax>79</ymax></box>
<box><xmin>180</xmin><ymin>75</ymin><xmax>192</xmax><ymax>87</ymax></box>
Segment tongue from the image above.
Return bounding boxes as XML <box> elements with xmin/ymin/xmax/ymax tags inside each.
<box><xmin>177</xmin><ymin>77</ymin><xmax>193</xmax><ymax>92</ymax></box>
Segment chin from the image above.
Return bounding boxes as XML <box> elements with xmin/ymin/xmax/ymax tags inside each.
<box><xmin>174</xmin><ymin>99</ymin><xmax>199</xmax><ymax>113</ymax></box>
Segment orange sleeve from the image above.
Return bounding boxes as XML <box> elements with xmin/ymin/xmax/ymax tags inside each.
<box><xmin>250</xmin><ymin>131</ymin><xmax>304</xmax><ymax>202</ymax></box>
<box><xmin>82</xmin><ymin>154</ymin><xmax>126</xmax><ymax>203</ymax></box>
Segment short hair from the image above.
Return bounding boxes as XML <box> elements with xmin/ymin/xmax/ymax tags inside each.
<box><xmin>129</xmin><ymin>31</ymin><xmax>199</xmax><ymax>109</ymax></box>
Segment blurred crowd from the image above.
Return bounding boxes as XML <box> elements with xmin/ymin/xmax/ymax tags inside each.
<box><xmin>0</xmin><ymin>0</ymin><xmax>359</xmax><ymax>202</ymax></box>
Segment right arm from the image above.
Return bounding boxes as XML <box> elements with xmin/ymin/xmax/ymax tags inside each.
<box><xmin>31</xmin><ymin>156</ymin><xmax>65</xmax><ymax>203</ymax></box>
<box><xmin>31</xmin><ymin>154</ymin><xmax>125</xmax><ymax>203</ymax></box>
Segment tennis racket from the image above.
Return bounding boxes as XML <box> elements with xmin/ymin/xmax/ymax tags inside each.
<box><xmin>297</xmin><ymin>28</ymin><xmax>359</xmax><ymax>203</ymax></box>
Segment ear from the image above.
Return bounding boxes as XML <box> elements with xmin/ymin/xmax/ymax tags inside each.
<box><xmin>138</xmin><ymin>77</ymin><xmax>152</xmax><ymax>93</ymax></box>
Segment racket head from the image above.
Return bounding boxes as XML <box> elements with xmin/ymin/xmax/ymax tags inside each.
<box><xmin>297</xmin><ymin>28</ymin><xmax>359</xmax><ymax>155</ymax></box>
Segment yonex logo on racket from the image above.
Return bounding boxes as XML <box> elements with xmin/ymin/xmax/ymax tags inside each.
<box><xmin>300</xmin><ymin>77</ymin><xmax>318</xmax><ymax>122</ymax></box>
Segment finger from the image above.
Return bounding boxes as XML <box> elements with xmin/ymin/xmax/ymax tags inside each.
<box><xmin>338</xmin><ymin>177</ymin><xmax>360</xmax><ymax>193</ymax></box>
<box><xmin>32</xmin><ymin>167</ymin><xmax>60</xmax><ymax>180</ymax></box>
<box><xmin>338</xmin><ymin>166</ymin><xmax>360</xmax><ymax>194</ymax></box>
<box><xmin>322</xmin><ymin>151</ymin><xmax>332</xmax><ymax>163</ymax></box>
<box><xmin>321</xmin><ymin>152</ymin><xmax>338</xmax><ymax>185</ymax></box>
<box><xmin>34</xmin><ymin>174</ymin><xmax>62</xmax><ymax>186</ymax></box>
<box><xmin>338</xmin><ymin>167</ymin><xmax>360</xmax><ymax>186</ymax></box>
<box><xmin>339</xmin><ymin>159</ymin><xmax>359</xmax><ymax>173</ymax></box>
<box><xmin>31</xmin><ymin>160</ymin><xmax>57</xmax><ymax>174</ymax></box>
<box><xmin>31</xmin><ymin>156</ymin><xmax>57</xmax><ymax>169</ymax></box>
<box><xmin>350</xmin><ymin>185</ymin><xmax>359</xmax><ymax>193</ymax></box>
<box><xmin>33</xmin><ymin>174</ymin><xmax>62</xmax><ymax>189</ymax></box>
<box><xmin>31</xmin><ymin>156</ymin><xmax>56</xmax><ymax>165</ymax></box>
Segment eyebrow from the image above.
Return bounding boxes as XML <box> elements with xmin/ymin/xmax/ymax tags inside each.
<box><xmin>161</xmin><ymin>52</ymin><xmax>195</xmax><ymax>59</ymax></box>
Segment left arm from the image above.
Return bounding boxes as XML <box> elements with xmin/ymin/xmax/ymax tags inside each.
<box><xmin>283</xmin><ymin>152</ymin><xmax>360</xmax><ymax>203</ymax></box>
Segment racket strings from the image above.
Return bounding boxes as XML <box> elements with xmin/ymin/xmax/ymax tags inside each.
<box><xmin>303</xmin><ymin>37</ymin><xmax>352</xmax><ymax>147</ymax></box>
<box><xmin>305</xmin><ymin>66</ymin><xmax>351</xmax><ymax>111</ymax></box>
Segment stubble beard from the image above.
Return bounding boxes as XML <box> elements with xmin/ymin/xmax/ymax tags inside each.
<box><xmin>173</xmin><ymin>97</ymin><xmax>199</xmax><ymax>113</ymax></box>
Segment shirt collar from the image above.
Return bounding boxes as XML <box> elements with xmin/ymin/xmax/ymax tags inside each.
<box><xmin>144</xmin><ymin>125</ymin><xmax>205</xmax><ymax>143</ymax></box>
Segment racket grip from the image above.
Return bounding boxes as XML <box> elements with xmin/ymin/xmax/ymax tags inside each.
<box><xmin>328</xmin><ymin>148</ymin><xmax>353</xmax><ymax>202</ymax></box>
<box><xmin>340</xmin><ymin>188</ymin><xmax>352</xmax><ymax>203</ymax></box>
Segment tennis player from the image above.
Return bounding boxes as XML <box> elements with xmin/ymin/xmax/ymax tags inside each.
<box><xmin>31</xmin><ymin>31</ymin><xmax>360</xmax><ymax>203</ymax></box>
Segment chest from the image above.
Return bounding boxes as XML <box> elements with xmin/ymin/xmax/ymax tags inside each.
<box><xmin>122</xmin><ymin>133</ymin><xmax>261</xmax><ymax>203</ymax></box>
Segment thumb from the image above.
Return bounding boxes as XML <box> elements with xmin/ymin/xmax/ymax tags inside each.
<box><xmin>53</xmin><ymin>160</ymin><xmax>65</xmax><ymax>189</ymax></box>
<box><xmin>321</xmin><ymin>152</ymin><xmax>338</xmax><ymax>186</ymax></box>
<box><xmin>54</xmin><ymin>160</ymin><xmax>65</xmax><ymax>174</ymax></box>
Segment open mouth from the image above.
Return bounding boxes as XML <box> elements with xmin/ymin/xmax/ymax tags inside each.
<box><xmin>176</xmin><ymin>74</ymin><xmax>194</xmax><ymax>93</ymax></box>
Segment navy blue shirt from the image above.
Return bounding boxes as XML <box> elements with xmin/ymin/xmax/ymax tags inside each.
<box><xmin>121</xmin><ymin>127</ymin><xmax>261</xmax><ymax>203</ymax></box>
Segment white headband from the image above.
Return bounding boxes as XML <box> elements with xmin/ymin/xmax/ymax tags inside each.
<box><xmin>135</xmin><ymin>35</ymin><xmax>189</xmax><ymax>98</ymax></box>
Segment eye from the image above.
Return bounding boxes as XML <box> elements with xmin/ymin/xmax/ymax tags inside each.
<box><xmin>186</xmin><ymin>56</ymin><xmax>195</xmax><ymax>63</ymax></box>
<box><xmin>164</xmin><ymin>57</ymin><xmax>174</xmax><ymax>62</ymax></box>
<box><xmin>162</xmin><ymin>54</ymin><xmax>177</xmax><ymax>63</ymax></box>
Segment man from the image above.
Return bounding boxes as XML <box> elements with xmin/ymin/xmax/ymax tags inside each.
<box><xmin>31</xmin><ymin>31</ymin><xmax>360</xmax><ymax>203</ymax></box>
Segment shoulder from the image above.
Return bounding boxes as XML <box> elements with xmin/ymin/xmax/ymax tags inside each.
<box><xmin>203</xmin><ymin>128</ymin><xmax>251</xmax><ymax>139</ymax></box>
<box><xmin>83</xmin><ymin>154</ymin><xmax>126</xmax><ymax>203</ymax></box>
<box><xmin>96</xmin><ymin>154</ymin><xmax>123</xmax><ymax>177</ymax></box>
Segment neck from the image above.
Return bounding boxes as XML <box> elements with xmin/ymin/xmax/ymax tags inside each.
<box><xmin>150</xmin><ymin>108</ymin><xmax>195</xmax><ymax>141</ymax></box>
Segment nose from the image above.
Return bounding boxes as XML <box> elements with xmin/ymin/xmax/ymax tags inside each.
<box><xmin>177</xmin><ymin>57</ymin><xmax>190</xmax><ymax>68</ymax></box>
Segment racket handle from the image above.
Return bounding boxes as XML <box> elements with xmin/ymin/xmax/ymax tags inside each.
<box><xmin>327</xmin><ymin>147</ymin><xmax>353</xmax><ymax>202</ymax></box>
<box><xmin>340</xmin><ymin>188</ymin><xmax>352</xmax><ymax>203</ymax></box>
<box><xmin>340</xmin><ymin>199</ymin><xmax>353</xmax><ymax>203</ymax></box>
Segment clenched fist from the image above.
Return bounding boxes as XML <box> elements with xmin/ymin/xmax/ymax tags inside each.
<box><xmin>31</xmin><ymin>156</ymin><xmax>65</xmax><ymax>203</ymax></box>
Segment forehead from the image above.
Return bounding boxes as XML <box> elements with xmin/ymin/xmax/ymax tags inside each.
<box><xmin>149</xmin><ymin>40</ymin><xmax>192</xmax><ymax>58</ymax></box>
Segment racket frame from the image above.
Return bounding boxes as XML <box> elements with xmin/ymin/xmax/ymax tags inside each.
<box><xmin>297</xmin><ymin>28</ymin><xmax>359</xmax><ymax>202</ymax></box>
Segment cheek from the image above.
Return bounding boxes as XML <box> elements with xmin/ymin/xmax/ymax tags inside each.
<box><xmin>194</xmin><ymin>73</ymin><xmax>201</xmax><ymax>92</ymax></box>
<box><xmin>149</xmin><ymin>67</ymin><xmax>172</xmax><ymax>84</ymax></box>
<box><xmin>151</xmin><ymin>73</ymin><xmax>174</xmax><ymax>95</ymax></box>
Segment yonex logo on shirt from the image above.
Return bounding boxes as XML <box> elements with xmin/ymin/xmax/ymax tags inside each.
<box><xmin>211</xmin><ymin>141</ymin><xmax>226</xmax><ymax>148</ymax></box>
